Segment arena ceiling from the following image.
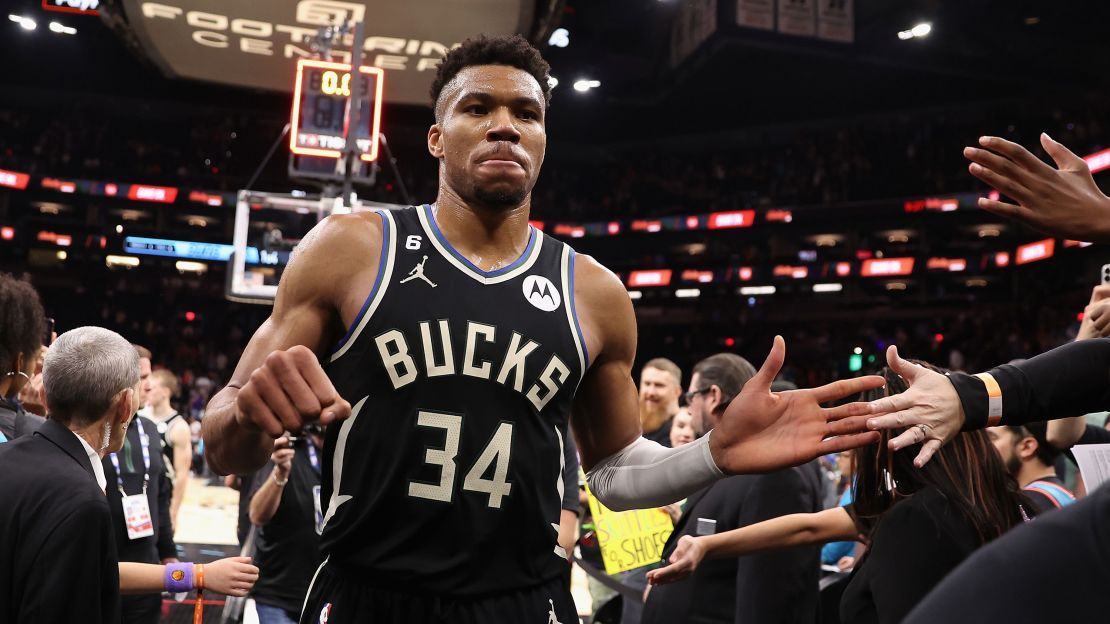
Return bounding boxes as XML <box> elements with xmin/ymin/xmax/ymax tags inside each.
<box><xmin>2</xmin><ymin>0</ymin><xmax>1109</xmax><ymax>141</ymax></box>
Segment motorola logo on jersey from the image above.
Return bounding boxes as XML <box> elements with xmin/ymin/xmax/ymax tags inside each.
<box><xmin>522</xmin><ymin>275</ymin><xmax>561</xmax><ymax>312</ymax></box>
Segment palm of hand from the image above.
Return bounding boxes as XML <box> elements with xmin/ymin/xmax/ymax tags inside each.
<box><xmin>713</xmin><ymin>389</ymin><xmax>825</xmax><ymax>474</ymax></box>
<box><xmin>707</xmin><ymin>336</ymin><xmax>883</xmax><ymax>475</ymax></box>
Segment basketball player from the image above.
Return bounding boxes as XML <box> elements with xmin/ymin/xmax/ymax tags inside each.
<box><xmin>203</xmin><ymin>35</ymin><xmax>882</xmax><ymax>623</ymax></box>
<box><xmin>141</xmin><ymin>368</ymin><xmax>191</xmax><ymax>526</ymax></box>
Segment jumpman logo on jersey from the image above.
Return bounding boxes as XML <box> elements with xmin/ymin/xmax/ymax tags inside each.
<box><xmin>400</xmin><ymin>255</ymin><xmax>437</xmax><ymax>288</ymax></box>
<box><xmin>547</xmin><ymin>599</ymin><xmax>562</xmax><ymax>624</ymax></box>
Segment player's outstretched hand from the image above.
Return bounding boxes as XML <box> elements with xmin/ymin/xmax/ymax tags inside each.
<box><xmin>235</xmin><ymin>345</ymin><xmax>351</xmax><ymax>438</ymax></box>
<box><xmin>964</xmin><ymin>134</ymin><xmax>1110</xmax><ymax>242</ymax></box>
<box><xmin>709</xmin><ymin>336</ymin><xmax>884</xmax><ymax>475</ymax></box>
<box><xmin>865</xmin><ymin>346</ymin><xmax>964</xmax><ymax>468</ymax></box>
<box><xmin>646</xmin><ymin>535</ymin><xmax>705</xmax><ymax>586</ymax></box>
<box><xmin>202</xmin><ymin>556</ymin><xmax>259</xmax><ymax>597</ymax></box>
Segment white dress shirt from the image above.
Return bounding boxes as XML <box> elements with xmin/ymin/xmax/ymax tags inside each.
<box><xmin>72</xmin><ymin>429</ymin><xmax>108</xmax><ymax>494</ymax></box>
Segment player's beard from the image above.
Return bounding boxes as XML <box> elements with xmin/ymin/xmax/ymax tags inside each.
<box><xmin>472</xmin><ymin>181</ymin><xmax>527</xmax><ymax>211</ymax></box>
<box><xmin>1005</xmin><ymin>452</ymin><xmax>1022</xmax><ymax>478</ymax></box>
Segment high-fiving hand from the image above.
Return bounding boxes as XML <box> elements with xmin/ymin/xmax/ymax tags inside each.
<box><xmin>708</xmin><ymin>336</ymin><xmax>885</xmax><ymax>474</ymax></box>
<box><xmin>964</xmin><ymin>133</ymin><xmax>1110</xmax><ymax>242</ymax></box>
<box><xmin>865</xmin><ymin>346</ymin><xmax>965</xmax><ymax>467</ymax></box>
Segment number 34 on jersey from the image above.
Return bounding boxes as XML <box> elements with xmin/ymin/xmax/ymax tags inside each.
<box><xmin>408</xmin><ymin>410</ymin><xmax>514</xmax><ymax>509</ymax></box>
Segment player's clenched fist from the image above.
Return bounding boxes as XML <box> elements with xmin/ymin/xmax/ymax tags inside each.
<box><xmin>234</xmin><ymin>345</ymin><xmax>351</xmax><ymax>437</ymax></box>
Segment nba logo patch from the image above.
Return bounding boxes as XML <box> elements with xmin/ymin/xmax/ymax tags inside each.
<box><xmin>319</xmin><ymin>603</ymin><xmax>332</xmax><ymax>623</ymax></box>
<box><xmin>523</xmin><ymin>275</ymin><xmax>561</xmax><ymax>312</ymax></box>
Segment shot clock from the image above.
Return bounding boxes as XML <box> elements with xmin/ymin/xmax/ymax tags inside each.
<box><xmin>290</xmin><ymin>59</ymin><xmax>385</xmax><ymax>163</ymax></box>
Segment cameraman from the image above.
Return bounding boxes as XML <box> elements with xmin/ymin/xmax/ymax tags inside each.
<box><xmin>248</xmin><ymin>426</ymin><xmax>324</xmax><ymax>624</ymax></box>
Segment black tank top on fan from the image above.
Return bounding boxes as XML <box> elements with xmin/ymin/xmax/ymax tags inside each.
<box><xmin>320</xmin><ymin>205</ymin><xmax>588</xmax><ymax>596</ymax></box>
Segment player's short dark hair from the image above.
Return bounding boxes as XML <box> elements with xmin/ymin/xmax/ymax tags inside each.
<box><xmin>0</xmin><ymin>273</ymin><xmax>47</xmax><ymax>371</ymax></box>
<box><xmin>429</xmin><ymin>34</ymin><xmax>552</xmax><ymax>120</ymax></box>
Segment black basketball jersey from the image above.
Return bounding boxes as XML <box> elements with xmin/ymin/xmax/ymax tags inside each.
<box><xmin>319</xmin><ymin>204</ymin><xmax>588</xmax><ymax>596</ymax></box>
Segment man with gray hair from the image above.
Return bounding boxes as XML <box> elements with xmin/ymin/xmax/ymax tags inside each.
<box><xmin>0</xmin><ymin>326</ymin><xmax>141</xmax><ymax>623</ymax></box>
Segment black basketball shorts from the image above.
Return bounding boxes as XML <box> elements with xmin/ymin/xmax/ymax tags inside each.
<box><xmin>298</xmin><ymin>561</ymin><xmax>579</xmax><ymax>624</ymax></box>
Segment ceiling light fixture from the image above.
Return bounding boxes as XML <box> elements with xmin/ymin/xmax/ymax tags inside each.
<box><xmin>573</xmin><ymin>79</ymin><xmax>601</xmax><ymax>93</ymax></box>
<box><xmin>898</xmin><ymin>21</ymin><xmax>932</xmax><ymax>40</ymax></box>
<box><xmin>548</xmin><ymin>28</ymin><xmax>569</xmax><ymax>48</ymax></box>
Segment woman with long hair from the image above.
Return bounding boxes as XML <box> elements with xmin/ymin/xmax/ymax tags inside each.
<box><xmin>0</xmin><ymin>273</ymin><xmax>48</xmax><ymax>442</ymax></box>
<box><xmin>647</xmin><ymin>363</ymin><xmax>1031</xmax><ymax>623</ymax></box>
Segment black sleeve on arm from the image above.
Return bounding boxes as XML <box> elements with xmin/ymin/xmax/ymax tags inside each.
<box><xmin>156</xmin><ymin>470</ymin><xmax>176</xmax><ymax>560</ymax></box>
<box><xmin>561</xmin><ymin>432</ymin><xmax>581</xmax><ymax>514</ymax></box>
<box><xmin>949</xmin><ymin>338</ymin><xmax>1110</xmax><ymax>430</ymax></box>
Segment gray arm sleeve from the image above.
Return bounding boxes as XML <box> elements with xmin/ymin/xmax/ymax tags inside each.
<box><xmin>586</xmin><ymin>432</ymin><xmax>725</xmax><ymax>511</ymax></box>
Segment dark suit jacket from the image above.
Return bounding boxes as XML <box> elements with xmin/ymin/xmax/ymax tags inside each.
<box><xmin>103</xmin><ymin>415</ymin><xmax>178</xmax><ymax>564</ymax></box>
<box><xmin>643</xmin><ymin>461</ymin><xmax>824</xmax><ymax>624</ymax></box>
<box><xmin>0</xmin><ymin>418</ymin><xmax>120</xmax><ymax>623</ymax></box>
<box><xmin>0</xmin><ymin>398</ymin><xmax>45</xmax><ymax>440</ymax></box>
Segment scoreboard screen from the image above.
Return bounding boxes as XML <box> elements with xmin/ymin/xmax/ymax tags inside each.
<box><xmin>290</xmin><ymin>59</ymin><xmax>385</xmax><ymax>163</ymax></box>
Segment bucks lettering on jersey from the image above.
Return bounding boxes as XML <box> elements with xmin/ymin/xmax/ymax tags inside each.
<box><xmin>319</xmin><ymin>205</ymin><xmax>588</xmax><ymax>596</ymax></box>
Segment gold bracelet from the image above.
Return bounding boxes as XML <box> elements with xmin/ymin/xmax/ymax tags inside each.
<box><xmin>273</xmin><ymin>473</ymin><xmax>289</xmax><ymax>486</ymax></box>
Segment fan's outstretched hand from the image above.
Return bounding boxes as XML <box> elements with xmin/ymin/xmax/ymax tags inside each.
<box><xmin>965</xmin><ymin>134</ymin><xmax>1110</xmax><ymax>242</ymax></box>
<box><xmin>865</xmin><ymin>346</ymin><xmax>965</xmax><ymax>468</ymax></box>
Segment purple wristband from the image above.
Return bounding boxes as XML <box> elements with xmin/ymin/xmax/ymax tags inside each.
<box><xmin>164</xmin><ymin>562</ymin><xmax>194</xmax><ymax>593</ymax></box>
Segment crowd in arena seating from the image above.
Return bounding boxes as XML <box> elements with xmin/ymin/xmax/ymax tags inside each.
<box><xmin>3</xmin><ymin>95</ymin><xmax>1109</xmax><ymax>221</ymax></box>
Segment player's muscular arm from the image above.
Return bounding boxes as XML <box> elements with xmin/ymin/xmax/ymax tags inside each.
<box><xmin>203</xmin><ymin>214</ymin><xmax>379</xmax><ymax>475</ymax></box>
<box><xmin>569</xmin><ymin>255</ymin><xmax>643</xmax><ymax>471</ymax></box>
<box><xmin>572</xmin><ymin>257</ymin><xmax>723</xmax><ymax>510</ymax></box>
<box><xmin>573</xmin><ymin>256</ymin><xmax>884</xmax><ymax>511</ymax></box>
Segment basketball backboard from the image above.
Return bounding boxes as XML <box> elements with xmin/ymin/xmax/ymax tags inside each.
<box><xmin>227</xmin><ymin>190</ymin><xmax>405</xmax><ymax>304</ymax></box>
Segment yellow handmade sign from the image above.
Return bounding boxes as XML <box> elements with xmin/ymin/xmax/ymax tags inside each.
<box><xmin>586</xmin><ymin>489</ymin><xmax>675</xmax><ymax>575</ymax></box>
